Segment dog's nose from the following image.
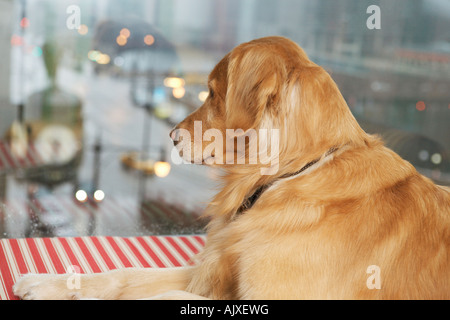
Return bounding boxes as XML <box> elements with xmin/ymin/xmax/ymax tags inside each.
<box><xmin>169</xmin><ymin>129</ymin><xmax>176</xmax><ymax>140</ymax></box>
<box><xmin>170</xmin><ymin>128</ymin><xmax>180</xmax><ymax>146</ymax></box>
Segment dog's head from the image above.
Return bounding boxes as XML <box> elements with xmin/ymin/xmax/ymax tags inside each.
<box><xmin>170</xmin><ymin>36</ymin><xmax>365</xmax><ymax>176</ymax></box>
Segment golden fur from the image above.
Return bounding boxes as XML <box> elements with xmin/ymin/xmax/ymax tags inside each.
<box><xmin>14</xmin><ymin>36</ymin><xmax>449</xmax><ymax>300</ymax></box>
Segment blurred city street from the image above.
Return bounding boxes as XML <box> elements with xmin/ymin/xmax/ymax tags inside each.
<box><xmin>1</xmin><ymin>63</ymin><xmax>219</xmax><ymax>238</ymax></box>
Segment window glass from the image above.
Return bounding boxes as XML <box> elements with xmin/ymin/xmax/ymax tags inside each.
<box><xmin>0</xmin><ymin>0</ymin><xmax>448</xmax><ymax>238</ymax></box>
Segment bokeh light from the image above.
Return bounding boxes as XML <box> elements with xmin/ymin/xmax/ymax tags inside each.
<box><xmin>198</xmin><ymin>91</ymin><xmax>209</xmax><ymax>102</ymax></box>
<box><xmin>431</xmin><ymin>153</ymin><xmax>442</xmax><ymax>165</ymax></box>
<box><xmin>120</xmin><ymin>28</ymin><xmax>131</xmax><ymax>38</ymax></box>
<box><xmin>75</xmin><ymin>190</ymin><xmax>88</xmax><ymax>202</ymax></box>
<box><xmin>20</xmin><ymin>17</ymin><xmax>29</xmax><ymax>28</ymax></box>
<box><xmin>78</xmin><ymin>24</ymin><xmax>89</xmax><ymax>35</ymax></box>
<box><xmin>32</xmin><ymin>46</ymin><xmax>43</xmax><ymax>57</ymax></box>
<box><xmin>97</xmin><ymin>53</ymin><xmax>111</xmax><ymax>65</ymax></box>
<box><xmin>164</xmin><ymin>77</ymin><xmax>185</xmax><ymax>88</ymax></box>
<box><xmin>94</xmin><ymin>190</ymin><xmax>105</xmax><ymax>202</ymax></box>
<box><xmin>114</xmin><ymin>56</ymin><xmax>125</xmax><ymax>67</ymax></box>
<box><xmin>10</xmin><ymin>35</ymin><xmax>23</xmax><ymax>46</ymax></box>
<box><xmin>144</xmin><ymin>34</ymin><xmax>155</xmax><ymax>46</ymax></box>
<box><xmin>88</xmin><ymin>50</ymin><xmax>101</xmax><ymax>61</ymax></box>
<box><xmin>172</xmin><ymin>87</ymin><xmax>186</xmax><ymax>99</ymax></box>
<box><xmin>416</xmin><ymin>101</ymin><xmax>426</xmax><ymax>111</ymax></box>
<box><xmin>154</xmin><ymin>161</ymin><xmax>171</xmax><ymax>178</ymax></box>
<box><xmin>116</xmin><ymin>35</ymin><xmax>127</xmax><ymax>46</ymax></box>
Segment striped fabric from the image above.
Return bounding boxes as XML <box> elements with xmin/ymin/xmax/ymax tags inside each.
<box><xmin>0</xmin><ymin>141</ymin><xmax>44</xmax><ymax>172</ymax></box>
<box><xmin>0</xmin><ymin>235</ymin><xmax>206</xmax><ymax>300</ymax></box>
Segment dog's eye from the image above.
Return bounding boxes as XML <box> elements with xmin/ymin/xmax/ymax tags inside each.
<box><xmin>209</xmin><ymin>89</ymin><xmax>214</xmax><ymax>99</ymax></box>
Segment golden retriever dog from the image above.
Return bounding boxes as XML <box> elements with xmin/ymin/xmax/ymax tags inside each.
<box><xmin>14</xmin><ymin>36</ymin><xmax>449</xmax><ymax>300</ymax></box>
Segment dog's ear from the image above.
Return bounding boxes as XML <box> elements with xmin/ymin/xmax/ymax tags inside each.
<box><xmin>297</xmin><ymin>66</ymin><xmax>366</xmax><ymax>148</ymax></box>
<box><xmin>225</xmin><ymin>46</ymin><xmax>283</xmax><ymax>131</ymax></box>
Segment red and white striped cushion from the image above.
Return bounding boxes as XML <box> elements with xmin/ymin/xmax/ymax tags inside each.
<box><xmin>0</xmin><ymin>235</ymin><xmax>206</xmax><ymax>300</ymax></box>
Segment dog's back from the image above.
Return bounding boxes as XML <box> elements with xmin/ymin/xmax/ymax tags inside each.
<box><xmin>289</xmin><ymin>142</ymin><xmax>450</xmax><ymax>299</ymax></box>
<box><xmin>356</xmin><ymin>152</ymin><xmax>450</xmax><ymax>299</ymax></box>
<box><xmin>199</xmin><ymin>139</ymin><xmax>450</xmax><ymax>299</ymax></box>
